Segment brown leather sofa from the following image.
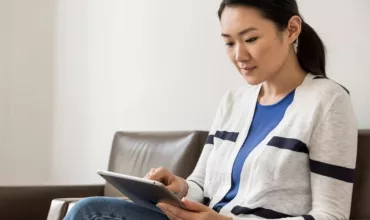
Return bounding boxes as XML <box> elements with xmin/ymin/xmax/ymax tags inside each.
<box><xmin>0</xmin><ymin>130</ymin><xmax>369</xmax><ymax>220</ymax></box>
<box><xmin>0</xmin><ymin>131</ymin><xmax>208</xmax><ymax>220</ymax></box>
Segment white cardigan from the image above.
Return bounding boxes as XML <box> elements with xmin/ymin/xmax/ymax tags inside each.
<box><xmin>185</xmin><ymin>73</ymin><xmax>358</xmax><ymax>220</ymax></box>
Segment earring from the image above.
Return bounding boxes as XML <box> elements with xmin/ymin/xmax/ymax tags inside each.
<box><xmin>294</xmin><ymin>39</ymin><xmax>299</xmax><ymax>53</ymax></box>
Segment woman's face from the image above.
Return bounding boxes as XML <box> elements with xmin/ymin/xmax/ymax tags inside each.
<box><xmin>220</xmin><ymin>6</ymin><xmax>292</xmax><ymax>85</ymax></box>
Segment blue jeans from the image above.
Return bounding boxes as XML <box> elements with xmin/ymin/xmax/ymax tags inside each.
<box><xmin>64</xmin><ymin>197</ymin><xmax>169</xmax><ymax>220</ymax></box>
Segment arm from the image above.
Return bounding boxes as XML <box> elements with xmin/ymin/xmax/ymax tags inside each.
<box><xmin>232</xmin><ymin>92</ymin><xmax>358</xmax><ymax>220</ymax></box>
<box><xmin>185</xmin><ymin>144</ymin><xmax>212</xmax><ymax>203</ymax></box>
<box><xmin>185</xmin><ymin>92</ymin><xmax>230</xmax><ymax>203</ymax></box>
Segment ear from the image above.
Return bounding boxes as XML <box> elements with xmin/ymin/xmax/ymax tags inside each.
<box><xmin>287</xmin><ymin>15</ymin><xmax>302</xmax><ymax>44</ymax></box>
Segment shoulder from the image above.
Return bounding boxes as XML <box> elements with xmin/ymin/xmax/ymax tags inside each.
<box><xmin>307</xmin><ymin>74</ymin><xmax>349</xmax><ymax>94</ymax></box>
<box><xmin>302</xmin><ymin>74</ymin><xmax>356</xmax><ymax>128</ymax></box>
<box><xmin>304</xmin><ymin>73</ymin><xmax>351</xmax><ymax>108</ymax></box>
<box><xmin>215</xmin><ymin>84</ymin><xmax>259</xmax><ymax>118</ymax></box>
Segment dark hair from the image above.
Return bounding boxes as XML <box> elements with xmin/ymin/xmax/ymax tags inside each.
<box><xmin>218</xmin><ymin>0</ymin><xmax>326</xmax><ymax>77</ymax></box>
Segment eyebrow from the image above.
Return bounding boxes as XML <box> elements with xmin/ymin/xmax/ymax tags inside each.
<box><xmin>221</xmin><ymin>27</ymin><xmax>258</xmax><ymax>37</ymax></box>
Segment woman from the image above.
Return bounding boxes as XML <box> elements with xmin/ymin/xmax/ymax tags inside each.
<box><xmin>65</xmin><ymin>0</ymin><xmax>357</xmax><ymax>219</ymax></box>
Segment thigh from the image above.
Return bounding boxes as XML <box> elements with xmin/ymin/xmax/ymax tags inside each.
<box><xmin>64</xmin><ymin>197</ymin><xmax>169</xmax><ymax>220</ymax></box>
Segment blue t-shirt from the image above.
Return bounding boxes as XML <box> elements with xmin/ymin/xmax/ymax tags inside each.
<box><xmin>214</xmin><ymin>90</ymin><xmax>295</xmax><ymax>210</ymax></box>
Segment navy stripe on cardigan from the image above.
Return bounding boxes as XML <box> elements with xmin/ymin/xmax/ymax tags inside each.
<box><xmin>267</xmin><ymin>136</ymin><xmax>309</xmax><ymax>154</ymax></box>
<box><xmin>206</xmin><ymin>131</ymin><xmax>239</xmax><ymax>145</ymax></box>
<box><xmin>231</xmin><ymin>206</ymin><xmax>293</xmax><ymax>218</ymax></box>
<box><xmin>310</xmin><ymin>159</ymin><xmax>355</xmax><ymax>183</ymax></box>
<box><xmin>231</xmin><ymin>206</ymin><xmax>315</xmax><ymax>220</ymax></box>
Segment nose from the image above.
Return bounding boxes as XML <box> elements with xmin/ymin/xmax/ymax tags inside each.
<box><xmin>235</xmin><ymin>43</ymin><xmax>250</xmax><ymax>62</ymax></box>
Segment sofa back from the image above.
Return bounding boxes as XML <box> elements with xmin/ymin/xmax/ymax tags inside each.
<box><xmin>350</xmin><ymin>130</ymin><xmax>370</xmax><ymax>219</ymax></box>
<box><xmin>104</xmin><ymin>131</ymin><xmax>208</xmax><ymax>196</ymax></box>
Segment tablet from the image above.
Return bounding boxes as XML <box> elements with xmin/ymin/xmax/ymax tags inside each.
<box><xmin>97</xmin><ymin>170</ymin><xmax>186</xmax><ymax>213</ymax></box>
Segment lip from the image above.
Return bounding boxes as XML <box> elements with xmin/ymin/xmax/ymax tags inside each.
<box><xmin>240</xmin><ymin>66</ymin><xmax>257</xmax><ymax>74</ymax></box>
<box><xmin>241</xmin><ymin>66</ymin><xmax>256</xmax><ymax>71</ymax></box>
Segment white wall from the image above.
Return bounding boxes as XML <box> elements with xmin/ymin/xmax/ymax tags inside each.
<box><xmin>48</xmin><ymin>0</ymin><xmax>93</xmax><ymax>185</ymax></box>
<box><xmin>1</xmin><ymin>0</ymin><xmax>369</xmax><ymax>185</ymax></box>
<box><xmin>0</xmin><ymin>0</ymin><xmax>55</xmax><ymax>185</ymax></box>
<box><xmin>49</xmin><ymin>0</ymin><xmax>242</xmax><ymax>184</ymax></box>
<box><xmin>297</xmin><ymin>0</ymin><xmax>370</xmax><ymax>129</ymax></box>
<box><xmin>0</xmin><ymin>0</ymin><xmax>11</xmax><ymax>179</ymax></box>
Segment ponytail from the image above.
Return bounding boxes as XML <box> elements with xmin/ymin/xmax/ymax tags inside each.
<box><xmin>297</xmin><ymin>21</ymin><xmax>326</xmax><ymax>76</ymax></box>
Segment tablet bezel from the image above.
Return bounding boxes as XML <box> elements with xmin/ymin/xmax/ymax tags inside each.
<box><xmin>97</xmin><ymin>170</ymin><xmax>186</xmax><ymax>211</ymax></box>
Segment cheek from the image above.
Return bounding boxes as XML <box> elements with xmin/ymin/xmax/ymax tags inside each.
<box><xmin>255</xmin><ymin>40</ymin><xmax>287</xmax><ymax>72</ymax></box>
<box><xmin>252</xmin><ymin>40</ymin><xmax>278</xmax><ymax>64</ymax></box>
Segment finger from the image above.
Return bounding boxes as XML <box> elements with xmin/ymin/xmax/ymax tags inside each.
<box><xmin>158</xmin><ymin>203</ymin><xmax>196</xmax><ymax>220</ymax></box>
<box><xmin>148</xmin><ymin>167</ymin><xmax>171</xmax><ymax>183</ymax></box>
<box><xmin>144</xmin><ymin>168</ymin><xmax>157</xmax><ymax>179</ymax></box>
<box><xmin>166</xmin><ymin>183</ymin><xmax>180</xmax><ymax>193</ymax></box>
<box><xmin>150</xmin><ymin>168</ymin><xmax>158</xmax><ymax>174</ymax></box>
<box><xmin>182</xmin><ymin>198</ymin><xmax>209</xmax><ymax>212</ymax></box>
<box><xmin>163</xmin><ymin>210</ymin><xmax>181</xmax><ymax>220</ymax></box>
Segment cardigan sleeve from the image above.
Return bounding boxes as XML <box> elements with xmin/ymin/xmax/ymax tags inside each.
<box><xmin>230</xmin><ymin>91</ymin><xmax>358</xmax><ymax>220</ymax></box>
<box><xmin>185</xmin><ymin>92</ymin><xmax>231</xmax><ymax>203</ymax></box>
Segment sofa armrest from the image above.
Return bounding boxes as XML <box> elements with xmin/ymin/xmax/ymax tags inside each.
<box><xmin>48</xmin><ymin>198</ymin><xmax>82</xmax><ymax>220</ymax></box>
<box><xmin>0</xmin><ymin>185</ymin><xmax>104</xmax><ymax>220</ymax></box>
<box><xmin>47</xmin><ymin>196</ymin><xmax>131</xmax><ymax>220</ymax></box>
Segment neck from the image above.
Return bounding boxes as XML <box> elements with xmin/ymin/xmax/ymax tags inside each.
<box><xmin>261</xmin><ymin>52</ymin><xmax>306</xmax><ymax>98</ymax></box>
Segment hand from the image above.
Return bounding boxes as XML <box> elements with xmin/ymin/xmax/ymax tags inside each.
<box><xmin>157</xmin><ymin>198</ymin><xmax>232</xmax><ymax>220</ymax></box>
<box><xmin>145</xmin><ymin>167</ymin><xmax>188</xmax><ymax>198</ymax></box>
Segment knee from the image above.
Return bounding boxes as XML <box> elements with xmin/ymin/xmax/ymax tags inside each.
<box><xmin>64</xmin><ymin>197</ymin><xmax>109</xmax><ymax>220</ymax></box>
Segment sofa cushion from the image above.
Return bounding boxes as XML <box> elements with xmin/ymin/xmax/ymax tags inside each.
<box><xmin>104</xmin><ymin>131</ymin><xmax>208</xmax><ymax>197</ymax></box>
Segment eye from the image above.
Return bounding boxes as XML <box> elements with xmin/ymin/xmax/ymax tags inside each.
<box><xmin>245</xmin><ymin>37</ymin><xmax>258</xmax><ymax>43</ymax></box>
<box><xmin>225</xmin><ymin>42</ymin><xmax>234</xmax><ymax>48</ymax></box>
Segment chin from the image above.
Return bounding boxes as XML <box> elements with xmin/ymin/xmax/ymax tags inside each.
<box><xmin>242</xmin><ymin>75</ymin><xmax>264</xmax><ymax>86</ymax></box>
